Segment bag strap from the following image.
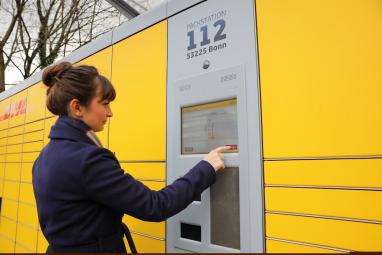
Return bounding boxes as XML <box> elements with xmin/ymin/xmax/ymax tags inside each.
<box><xmin>122</xmin><ymin>222</ymin><xmax>138</xmax><ymax>253</ymax></box>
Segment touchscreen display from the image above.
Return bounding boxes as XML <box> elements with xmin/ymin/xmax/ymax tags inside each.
<box><xmin>182</xmin><ymin>99</ymin><xmax>238</xmax><ymax>154</ymax></box>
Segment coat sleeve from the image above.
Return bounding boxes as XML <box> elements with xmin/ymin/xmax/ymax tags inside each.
<box><xmin>81</xmin><ymin>147</ymin><xmax>216</xmax><ymax>222</ymax></box>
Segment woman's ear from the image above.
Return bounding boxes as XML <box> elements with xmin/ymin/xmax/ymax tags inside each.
<box><xmin>68</xmin><ymin>99</ymin><xmax>85</xmax><ymax>118</ymax></box>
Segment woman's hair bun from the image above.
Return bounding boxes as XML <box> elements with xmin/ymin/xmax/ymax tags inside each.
<box><xmin>42</xmin><ymin>61</ymin><xmax>72</xmax><ymax>87</ymax></box>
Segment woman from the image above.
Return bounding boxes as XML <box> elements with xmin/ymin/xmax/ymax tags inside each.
<box><xmin>32</xmin><ymin>62</ymin><xmax>229</xmax><ymax>253</ymax></box>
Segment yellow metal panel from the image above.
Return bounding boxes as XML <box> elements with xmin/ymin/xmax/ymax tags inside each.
<box><xmin>6</xmin><ymin>144</ymin><xmax>22</xmax><ymax>154</ymax></box>
<box><xmin>5</xmin><ymin>153</ymin><xmax>22</xmax><ymax>162</ymax></box>
<box><xmin>121</xmin><ymin>163</ymin><xmax>165</xmax><ymax>180</ymax></box>
<box><xmin>7</xmin><ymin>126</ymin><xmax>24</xmax><ymax>137</ymax></box>
<box><xmin>0</xmin><ymin>154</ymin><xmax>4</xmax><ymax>162</ymax></box>
<box><xmin>256</xmin><ymin>0</ymin><xmax>382</xmax><ymax>158</ymax></box>
<box><xmin>76</xmin><ymin>47</ymin><xmax>112</xmax><ymax>148</ymax></box>
<box><xmin>4</xmin><ymin>163</ymin><xmax>21</xmax><ymax>181</ymax></box>
<box><xmin>17</xmin><ymin>203</ymin><xmax>38</xmax><ymax>228</ymax></box>
<box><xmin>25</xmin><ymin>82</ymin><xmax>46</xmax><ymax>123</ymax></box>
<box><xmin>45</xmin><ymin>109</ymin><xmax>54</xmax><ymax>118</ymax></box>
<box><xmin>0</xmin><ymin>137</ymin><xmax>7</xmax><ymax>146</ymax></box>
<box><xmin>264</xmin><ymin>159</ymin><xmax>382</xmax><ymax>188</ymax></box>
<box><xmin>266</xmin><ymin>187</ymin><xmax>382</xmax><ymax>221</ymax></box>
<box><xmin>7</xmin><ymin>134</ymin><xmax>23</xmax><ymax>145</ymax></box>
<box><xmin>266</xmin><ymin>239</ymin><xmax>339</xmax><ymax>253</ymax></box>
<box><xmin>24</xmin><ymin>119</ymin><xmax>44</xmax><ymax>133</ymax></box>
<box><xmin>126</xmin><ymin>234</ymin><xmax>165</xmax><ymax>253</ymax></box>
<box><xmin>119</xmin><ymin>177</ymin><xmax>165</xmax><ymax>248</ymax></box>
<box><xmin>0</xmin><ymin>146</ymin><xmax>5</xmax><ymax>154</ymax></box>
<box><xmin>1</xmin><ymin>199</ymin><xmax>18</xmax><ymax>220</ymax></box>
<box><xmin>3</xmin><ymin>181</ymin><xmax>19</xmax><ymax>200</ymax></box>
<box><xmin>15</xmin><ymin>244</ymin><xmax>33</xmax><ymax>253</ymax></box>
<box><xmin>0</xmin><ymin>168</ymin><xmax>4</xmax><ymax>196</ymax></box>
<box><xmin>0</xmin><ymin>236</ymin><xmax>15</xmax><ymax>253</ymax></box>
<box><xmin>110</xmin><ymin>21</ymin><xmax>167</xmax><ymax>161</ymax></box>
<box><xmin>123</xmin><ymin>215</ymin><xmax>165</xmax><ymax>238</ymax></box>
<box><xmin>23</xmin><ymin>130</ymin><xmax>43</xmax><ymax>143</ymax></box>
<box><xmin>37</xmin><ymin>230</ymin><xmax>48</xmax><ymax>253</ymax></box>
<box><xmin>266</xmin><ymin>213</ymin><xmax>382</xmax><ymax>251</ymax></box>
<box><xmin>0</xmin><ymin>216</ymin><xmax>17</xmax><ymax>241</ymax></box>
<box><xmin>8</xmin><ymin>91</ymin><xmax>27</xmax><ymax>128</ymax></box>
<box><xmin>44</xmin><ymin>116</ymin><xmax>58</xmax><ymax>146</ymax></box>
<box><xmin>76</xmin><ymin>46</ymin><xmax>112</xmax><ymax>79</ymax></box>
<box><xmin>15</xmin><ymin>224</ymin><xmax>38</xmax><ymax>252</ymax></box>
<box><xmin>0</xmin><ymin>99</ymin><xmax>11</xmax><ymax>131</ymax></box>
<box><xmin>23</xmin><ymin>141</ymin><xmax>43</xmax><ymax>152</ymax></box>
<box><xmin>19</xmin><ymin>183</ymin><xmax>35</xmax><ymax>205</ymax></box>
<box><xmin>0</xmin><ymin>130</ymin><xmax>7</xmax><ymax>138</ymax></box>
<box><xmin>22</xmin><ymin>152</ymin><xmax>39</xmax><ymax>163</ymax></box>
<box><xmin>141</xmin><ymin>181</ymin><xmax>165</xmax><ymax>191</ymax></box>
<box><xmin>20</xmin><ymin>163</ymin><xmax>33</xmax><ymax>183</ymax></box>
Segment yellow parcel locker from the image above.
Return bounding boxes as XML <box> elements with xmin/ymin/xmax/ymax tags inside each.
<box><xmin>0</xmin><ymin>236</ymin><xmax>15</xmax><ymax>253</ymax></box>
<box><xmin>76</xmin><ymin>47</ymin><xmax>113</xmax><ymax>148</ymax></box>
<box><xmin>0</xmin><ymin>129</ymin><xmax>7</xmax><ymax>139</ymax></box>
<box><xmin>7</xmin><ymin>125</ymin><xmax>24</xmax><ymax>137</ymax></box>
<box><xmin>121</xmin><ymin>163</ymin><xmax>166</xmax><ymax>181</ymax></box>
<box><xmin>15</xmin><ymin>224</ymin><xmax>38</xmax><ymax>252</ymax></box>
<box><xmin>266</xmin><ymin>239</ymin><xmax>339</xmax><ymax>253</ymax></box>
<box><xmin>37</xmin><ymin>230</ymin><xmax>48</xmax><ymax>253</ymax></box>
<box><xmin>1</xmin><ymin>199</ymin><xmax>18</xmax><ymax>220</ymax></box>
<box><xmin>25</xmin><ymin>82</ymin><xmax>46</xmax><ymax>124</ymax></box>
<box><xmin>110</xmin><ymin>21</ymin><xmax>167</xmax><ymax>161</ymax></box>
<box><xmin>5</xmin><ymin>152</ymin><xmax>22</xmax><ymax>162</ymax></box>
<box><xmin>24</xmin><ymin>119</ymin><xmax>44</xmax><ymax>133</ymax></box>
<box><xmin>4</xmin><ymin>163</ymin><xmax>21</xmax><ymax>181</ymax></box>
<box><xmin>256</xmin><ymin>0</ymin><xmax>382</xmax><ymax>158</ymax></box>
<box><xmin>0</xmin><ymin>98</ymin><xmax>11</xmax><ymax>130</ymax></box>
<box><xmin>19</xmin><ymin>183</ymin><xmax>35</xmax><ymax>205</ymax></box>
<box><xmin>20</xmin><ymin>162</ymin><xmax>34</xmax><ymax>183</ymax></box>
<box><xmin>264</xmin><ymin>159</ymin><xmax>382</xmax><ymax>188</ymax></box>
<box><xmin>23</xmin><ymin>141</ymin><xmax>43</xmax><ymax>153</ymax></box>
<box><xmin>15</xmin><ymin>244</ymin><xmax>33</xmax><ymax>253</ymax></box>
<box><xmin>8</xmin><ymin>91</ymin><xmax>27</xmax><ymax>128</ymax></box>
<box><xmin>265</xmin><ymin>187</ymin><xmax>382</xmax><ymax>222</ymax></box>
<box><xmin>0</xmin><ymin>216</ymin><xmax>17</xmax><ymax>242</ymax></box>
<box><xmin>7</xmin><ymin>134</ymin><xmax>23</xmax><ymax>145</ymax></box>
<box><xmin>0</xmin><ymin>165</ymin><xmax>4</xmax><ymax>196</ymax></box>
<box><xmin>266</xmin><ymin>213</ymin><xmax>382</xmax><ymax>251</ymax></box>
<box><xmin>126</xmin><ymin>234</ymin><xmax>165</xmax><ymax>253</ymax></box>
<box><xmin>3</xmin><ymin>180</ymin><xmax>20</xmax><ymax>200</ymax></box>
<box><xmin>17</xmin><ymin>203</ymin><xmax>38</xmax><ymax>228</ymax></box>
<box><xmin>43</xmin><ymin>116</ymin><xmax>58</xmax><ymax>146</ymax></box>
<box><xmin>0</xmin><ymin>136</ymin><xmax>7</xmax><ymax>146</ymax></box>
<box><xmin>123</xmin><ymin>215</ymin><xmax>165</xmax><ymax>239</ymax></box>
<box><xmin>22</xmin><ymin>152</ymin><xmax>39</xmax><ymax>163</ymax></box>
<box><xmin>23</xmin><ymin>130</ymin><xmax>44</xmax><ymax>143</ymax></box>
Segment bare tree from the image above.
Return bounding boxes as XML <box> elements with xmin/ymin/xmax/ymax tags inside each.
<box><xmin>1</xmin><ymin>0</ymin><xmax>126</xmax><ymax>90</ymax></box>
<box><xmin>0</xmin><ymin>0</ymin><xmax>27</xmax><ymax>92</ymax></box>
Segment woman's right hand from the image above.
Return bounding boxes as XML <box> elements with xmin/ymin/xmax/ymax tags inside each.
<box><xmin>203</xmin><ymin>146</ymin><xmax>231</xmax><ymax>171</ymax></box>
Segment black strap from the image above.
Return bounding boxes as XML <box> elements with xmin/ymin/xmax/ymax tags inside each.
<box><xmin>122</xmin><ymin>222</ymin><xmax>138</xmax><ymax>254</ymax></box>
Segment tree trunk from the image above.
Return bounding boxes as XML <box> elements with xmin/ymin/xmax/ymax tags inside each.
<box><xmin>0</xmin><ymin>46</ymin><xmax>6</xmax><ymax>92</ymax></box>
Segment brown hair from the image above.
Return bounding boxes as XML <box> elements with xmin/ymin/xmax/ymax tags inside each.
<box><xmin>42</xmin><ymin>61</ymin><xmax>116</xmax><ymax>116</ymax></box>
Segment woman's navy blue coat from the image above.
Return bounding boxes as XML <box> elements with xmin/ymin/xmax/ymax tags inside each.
<box><xmin>32</xmin><ymin>116</ymin><xmax>216</xmax><ymax>252</ymax></box>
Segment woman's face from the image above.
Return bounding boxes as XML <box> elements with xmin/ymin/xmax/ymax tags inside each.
<box><xmin>81</xmin><ymin>85</ymin><xmax>113</xmax><ymax>132</ymax></box>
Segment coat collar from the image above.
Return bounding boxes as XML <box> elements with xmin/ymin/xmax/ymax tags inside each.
<box><xmin>49</xmin><ymin>115</ymin><xmax>95</xmax><ymax>145</ymax></box>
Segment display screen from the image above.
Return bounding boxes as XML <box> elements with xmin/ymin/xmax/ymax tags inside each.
<box><xmin>181</xmin><ymin>99</ymin><xmax>238</xmax><ymax>154</ymax></box>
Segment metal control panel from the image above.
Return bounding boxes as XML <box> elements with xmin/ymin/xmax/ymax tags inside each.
<box><xmin>167</xmin><ymin>0</ymin><xmax>264</xmax><ymax>252</ymax></box>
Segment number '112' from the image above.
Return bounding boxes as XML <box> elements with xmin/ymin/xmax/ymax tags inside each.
<box><xmin>187</xmin><ymin>19</ymin><xmax>227</xmax><ymax>51</ymax></box>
